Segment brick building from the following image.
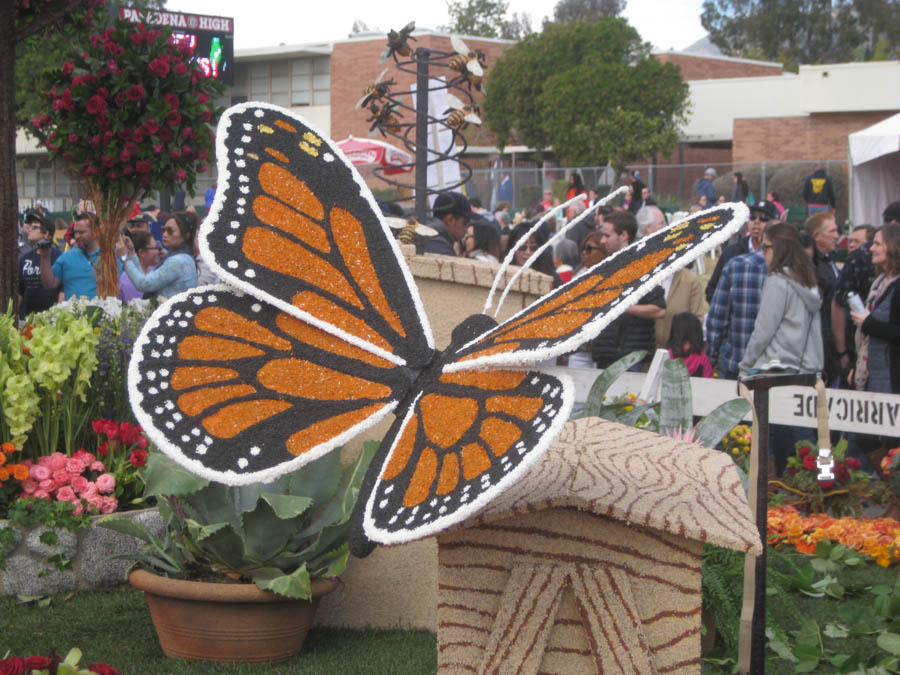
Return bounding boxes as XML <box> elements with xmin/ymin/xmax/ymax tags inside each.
<box><xmin>14</xmin><ymin>27</ymin><xmax>900</xmax><ymax>214</ymax></box>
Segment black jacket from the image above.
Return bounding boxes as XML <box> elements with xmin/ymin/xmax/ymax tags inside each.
<box><xmin>861</xmin><ymin>278</ymin><xmax>900</xmax><ymax>394</ymax></box>
<box><xmin>422</xmin><ymin>218</ymin><xmax>458</xmax><ymax>257</ymax></box>
<box><xmin>591</xmin><ymin>285</ymin><xmax>666</xmax><ymax>368</ymax></box>
<box><xmin>812</xmin><ymin>248</ymin><xmax>840</xmax><ymax>381</ymax></box>
<box><xmin>803</xmin><ymin>169</ymin><xmax>836</xmax><ymax>208</ymax></box>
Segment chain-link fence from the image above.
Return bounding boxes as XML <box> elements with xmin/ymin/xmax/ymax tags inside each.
<box><xmin>467</xmin><ymin>159</ymin><xmax>851</xmax><ymax>222</ymax></box>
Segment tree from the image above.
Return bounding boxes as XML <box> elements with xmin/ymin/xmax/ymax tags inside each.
<box><xmin>701</xmin><ymin>0</ymin><xmax>900</xmax><ymax>68</ymax></box>
<box><xmin>16</xmin><ymin>0</ymin><xmax>166</xmax><ymax>134</ymax></box>
<box><xmin>30</xmin><ymin>15</ymin><xmax>222</xmax><ymax>297</ymax></box>
<box><xmin>444</xmin><ymin>0</ymin><xmax>533</xmax><ymax>39</ymax></box>
<box><xmin>2</xmin><ymin>1</ymin><xmax>106</xmax><ymax>311</ymax></box>
<box><xmin>445</xmin><ymin>0</ymin><xmax>510</xmax><ymax>38</ymax></box>
<box><xmin>483</xmin><ymin>19</ymin><xmax>689</xmax><ymax>169</ymax></box>
<box><xmin>551</xmin><ymin>0</ymin><xmax>626</xmax><ymax>24</ymax></box>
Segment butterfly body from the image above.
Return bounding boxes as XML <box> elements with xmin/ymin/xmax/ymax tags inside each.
<box><xmin>128</xmin><ymin>102</ymin><xmax>749</xmax><ymax>554</ymax></box>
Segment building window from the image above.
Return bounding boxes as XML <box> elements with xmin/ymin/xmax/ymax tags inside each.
<box><xmin>227</xmin><ymin>57</ymin><xmax>329</xmax><ymax>107</ymax></box>
<box><xmin>291</xmin><ymin>58</ymin><xmax>311</xmax><ymax>106</ymax></box>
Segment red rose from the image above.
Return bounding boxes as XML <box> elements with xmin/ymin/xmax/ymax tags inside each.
<box><xmin>132</xmin><ymin>132</ymin><xmax>144</xmax><ymax>144</ymax></box>
<box><xmin>23</xmin><ymin>656</ymin><xmax>52</xmax><ymax>670</ymax></box>
<box><xmin>96</xmin><ymin>114</ymin><xmax>110</xmax><ymax>129</ymax></box>
<box><xmin>173</xmin><ymin>62</ymin><xmax>187</xmax><ymax>76</ymax></box>
<box><xmin>176</xmin><ymin>169</ymin><xmax>187</xmax><ymax>181</ymax></box>
<box><xmin>103</xmin><ymin>130</ymin><xmax>114</xmax><ymax>143</ymax></box>
<box><xmin>129</xmin><ymin>449</ymin><xmax>148</xmax><ymax>467</ymax></box>
<box><xmin>196</xmin><ymin>93</ymin><xmax>209</xmax><ymax>105</ymax></box>
<box><xmin>836</xmin><ymin>464</ymin><xmax>850</xmax><ymax>482</ymax></box>
<box><xmin>101</xmin><ymin>155</ymin><xmax>114</xmax><ymax>168</ymax></box>
<box><xmin>136</xmin><ymin>160</ymin><xmax>152</xmax><ymax>174</ymax></box>
<box><xmin>31</xmin><ymin>116</ymin><xmax>43</xmax><ymax>128</ymax></box>
<box><xmin>802</xmin><ymin>455</ymin><xmax>817</xmax><ymax>471</ymax></box>
<box><xmin>797</xmin><ymin>445</ymin><xmax>811</xmax><ymax>457</ymax></box>
<box><xmin>182</xmin><ymin>144</ymin><xmax>193</xmax><ymax>156</ymax></box>
<box><xmin>105</xmin><ymin>58</ymin><xmax>118</xmax><ymax>73</ymax></box>
<box><xmin>197</xmin><ymin>163</ymin><xmax>208</xmax><ymax>173</ymax></box>
<box><xmin>85</xmin><ymin>94</ymin><xmax>106</xmax><ymax>115</ymax></box>
<box><xmin>786</xmin><ymin>467</ymin><xmax>798</xmax><ymax>476</ymax></box>
<box><xmin>0</xmin><ymin>656</ymin><xmax>26</xmax><ymax>675</ymax></box>
<box><xmin>117</xmin><ymin>129</ymin><xmax>132</xmax><ymax>141</ymax></box>
<box><xmin>167</xmin><ymin>109</ymin><xmax>181</xmax><ymax>127</ymax></box>
<box><xmin>90</xmin><ymin>135</ymin><xmax>101</xmax><ymax>147</ymax></box>
<box><xmin>169</xmin><ymin>147</ymin><xmax>181</xmax><ymax>158</ymax></box>
<box><xmin>97</xmin><ymin>87</ymin><xmax>109</xmax><ymax>99</ymax></box>
<box><xmin>147</xmin><ymin>57</ymin><xmax>170</xmax><ymax>78</ymax></box>
<box><xmin>52</xmin><ymin>98</ymin><xmax>65</xmax><ymax>111</ymax></box>
<box><xmin>820</xmin><ymin>480</ymin><xmax>835</xmax><ymax>489</ymax></box>
<box><xmin>114</xmin><ymin>92</ymin><xmax>126</xmax><ymax>107</ymax></box>
<box><xmin>846</xmin><ymin>457</ymin><xmax>861</xmax><ymax>469</ymax></box>
<box><xmin>126</xmin><ymin>84</ymin><xmax>145</xmax><ymax>101</ymax></box>
<box><xmin>90</xmin><ymin>33</ymin><xmax>101</xmax><ymax>48</ymax></box>
<box><xmin>62</xmin><ymin>61</ymin><xmax>74</xmax><ymax>76</ymax></box>
<box><xmin>86</xmin><ymin>663</ymin><xmax>121</xmax><ymax>675</ymax></box>
<box><xmin>197</xmin><ymin>149</ymin><xmax>209</xmax><ymax>160</ymax></box>
<box><xmin>152</xmin><ymin>144</ymin><xmax>163</xmax><ymax>154</ymax></box>
<box><xmin>159</xmin><ymin>127</ymin><xmax>173</xmax><ymax>143</ymax></box>
<box><xmin>123</xmin><ymin>165</ymin><xmax>134</xmax><ymax>175</ymax></box>
<box><xmin>164</xmin><ymin>93</ymin><xmax>180</xmax><ymax>109</ymax></box>
<box><xmin>82</xmin><ymin>165</ymin><xmax>98</xmax><ymax>176</ymax></box>
<box><xmin>202</xmin><ymin>109</ymin><xmax>212</xmax><ymax>122</ymax></box>
<box><xmin>181</xmin><ymin>126</ymin><xmax>193</xmax><ymax>139</ymax></box>
<box><xmin>120</xmin><ymin>149</ymin><xmax>132</xmax><ymax>163</ymax></box>
<box><xmin>68</xmin><ymin>133</ymin><xmax>79</xmax><ymax>143</ymax></box>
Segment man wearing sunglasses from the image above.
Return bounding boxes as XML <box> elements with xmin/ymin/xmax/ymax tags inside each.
<box><xmin>18</xmin><ymin>211</ymin><xmax>61</xmax><ymax>318</ymax></box>
<box><xmin>705</xmin><ymin>200</ymin><xmax>777</xmax><ymax>302</ymax></box>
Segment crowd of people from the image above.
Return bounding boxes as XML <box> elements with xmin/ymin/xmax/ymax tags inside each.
<box><xmin>16</xmin><ymin>199</ymin><xmax>210</xmax><ymax>319</ymax></box>
<box><xmin>421</xmin><ymin>175</ymin><xmax>900</xmax><ymax>477</ymax></box>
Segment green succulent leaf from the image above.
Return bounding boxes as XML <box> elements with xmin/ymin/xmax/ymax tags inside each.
<box><xmin>877</xmin><ymin>632</ymin><xmax>900</xmax><ymax>656</ymax></box>
<box><xmin>143</xmin><ymin>451</ymin><xmax>209</xmax><ymax>497</ymax></box>
<box><xmin>694</xmin><ymin>398</ymin><xmax>752</xmax><ymax>449</ymax></box>
<box><xmin>577</xmin><ymin>350</ymin><xmax>646</xmax><ymax>418</ymax></box>
<box><xmin>659</xmin><ymin>357</ymin><xmax>692</xmax><ymax>433</ymax></box>
<box><xmin>253</xmin><ymin>564</ymin><xmax>312</xmax><ymax>600</ymax></box>
<box><xmin>261</xmin><ymin>493</ymin><xmax>314</xmax><ymax>520</ymax></box>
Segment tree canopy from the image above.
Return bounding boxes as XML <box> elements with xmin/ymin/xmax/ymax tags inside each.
<box><xmin>701</xmin><ymin>0</ymin><xmax>900</xmax><ymax>68</ymax></box>
<box><xmin>551</xmin><ymin>0</ymin><xmax>626</xmax><ymax>24</ymax></box>
<box><xmin>483</xmin><ymin>18</ymin><xmax>689</xmax><ymax>169</ymax></box>
<box><xmin>444</xmin><ymin>0</ymin><xmax>533</xmax><ymax>40</ymax></box>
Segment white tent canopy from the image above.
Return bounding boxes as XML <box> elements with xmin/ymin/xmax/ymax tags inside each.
<box><xmin>849</xmin><ymin>113</ymin><xmax>900</xmax><ymax>228</ymax></box>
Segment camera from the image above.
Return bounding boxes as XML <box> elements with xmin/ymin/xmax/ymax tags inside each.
<box><xmin>36</xmin><ymin>238</ymin><xmax>53</xmax><ymax>250</ymax></box>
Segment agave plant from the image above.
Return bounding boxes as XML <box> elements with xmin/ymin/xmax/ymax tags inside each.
<box><xmin>573</xmin><ymin>351</ymin><xmax>752</xmax><ymax>478</ymax></box>
<box><xmin>99</xmin><ymin>441</ymin><xmax>375</xmax><ymax>599</ymax></box>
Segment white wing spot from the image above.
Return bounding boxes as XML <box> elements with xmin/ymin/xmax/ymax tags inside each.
<box><xmin>235</xmin><ymin>159</ymin><xmax>246</xmax><ymax>168</ymax></box>
<box><xmin>384</xmin><ymin>485</ymin><xmax>394</xmax><ymax>495</ymax></box>
<box><xmin>245</xmin><ymin>269</ymin><xmax>256</xmax><ymax>278</ymax></box>
<box><xmin>235</xmin><ymin>147</ymin><xmax>244</xmax><ymax>156</ymax></box>
<box><xmin>237</xmin><ymin>458</ymin><xmax>248</xmax><ymax>469</ymax></box>
<box><xmin>163</xmin><ymin>349</ymin><xmax>173</xmax><ymax>357</ymax></box>
<box><xmin>156</xmin><ymin>335</ymin><xmax>164</xmax><ymax>344</ymax></box>
<box><xmin>165</xmin><ymin>401</ymin><xmax>174</xmax><ymax>410</ymax></box>
<box><xmin>239</xmin><ymin>186</ymin><xmax>250</xmax><ymax>194</ymax></box>
<box><xmin>251</xmin><ymin>304</ymin><xmax>261</xmax><ymax>313</ymax></box>
<box><xmin>173</xmin><ymin>413</ymin><xmax>182</xmax><ymax>422</ymax></box>
<box><xmin>323</xmin><ymin>152</ymin><xmax>334</xmax><ymax>162</ymax></box>
<box><xmin>154</xmin><ymin>407</ymin><xmax>163</xmax><ymax>414</ymax></box>
<box><xmin>254</xmin><ymin>109</ymin><xmax>264</xmax><ymax>118</ymax></box>
<box><xmin>230</xmin><ymin>221</ymin><xmax>240</xmax><ymax>229</ymax></box>
<box><xmin>181</xmin><ymin>435</ymin><xmax>190</xmax><ymax>442</ymax></box>
<box><xmin>204</xmin><ymin>436</ymin><xmax>213</xmax><ymax>445</ymax></box>
<box><xmin>379</xmin><ymin>499</ymin><xmax>388</xmax><ymax>509</ymax></box>
<box><xmin>146</xmin><ymin>371</ymin><xmax>156</xmax><ymax>381</ymax></box>
<box><xmin>228</xmin><ymin>261</ymin><xmax>238</xmax><ymax>269</ymax></box>
<box><xmin>151</xmin><ymin>350</ymin><xmax>160</xmax><ymax>358</ymax></box>
<box><xmin>250</xmin><ymin>446</ymin><xmax>261</xmax><ymax>456</ymax></box>
<box><xmin>193</xmin><ymin>297</ymin><xmax>203</xmax><ymax>305</ymax></box>
<box><xmin>191</xmin><ymin>428</ymin><xmax>201</xmax><ymax>436</ymax></box>
<box><xmin>178</xmin><ymin>321</ymin><xmax>187</xmax><ymax>328</ymax></box>
<box><xmin>165</xmin><ymin>421</ymin><xmax>174</xmax><ymax>430</ymax></box>
<box><xmin>195</xmin><ymin>445</ymin><xmax>207</xmax><ymax>455</ymax></box>
<box><xmin>242</xmin><ymin>123</ymin><xmax>252</xmax><ymax>131</ymax></box>
<box><xmin>148</xmin><ymin>387</ymin><xmax>158</xmax><ymax>395</ymax></box>
<box><xmin>207</xmin><ymin>295</ymin><xmax>217</xmax><ymax>302</ymax></box>
<box><xmin>238</xmin><ymin>174</ymin><xmax>249</xmax><ymax>183</ymax></box>
<box><xmin>226</xmin><ymin>235</ymin><xmax>236</xmax><ymax>244</ymax></box>
<box><xmin>241</xmin><ymin>135</ymin><xmax>251</xmax><ymax>143</ymax></box>
<box><xmin>173</xmin><ymin>310</ymin><xmax>182</xmax><ymax>318</ymax></box>
<box><xmin>237</xmin><ymin>208</ymin><xmax>245</xmax><ymax>215</ymax></box>
<box><xmin>237</xmin><ymin>198</ymin><xmax>246</xmax><ymax>206</ymax></box>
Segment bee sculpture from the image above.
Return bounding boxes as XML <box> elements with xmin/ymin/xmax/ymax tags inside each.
<box><xmin>385</xmin><ymin>217</ymin><xmax>438</xmax><ymax>245</ymax></box>
<box><xmin>366</xmin><ymin>101</ymin><xmax>403</xmax><ymax>137</ymax></box>
<box><xmin>355</xmin><ymin>68</ymin><xmax>396</xmax><ymax>110</ymax></box>
<box><xmin>449</xmin><ymin>35</ymin><xmax>487</xmax><ymax>90</ymax></box>
<box><xmin>381</xmin><ymin>21</ymin><xmax>416</xmax><ymax>62</ymax></box>
<box><xmin>444</xmin><ymin>93</ymin><xmax>482</xmax><ymax>131</ymax></box>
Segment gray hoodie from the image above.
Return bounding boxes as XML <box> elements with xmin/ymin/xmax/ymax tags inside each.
<box><xmin>739</xmin><ymin>272</ymin><xmax>823</xmax><ymax>374</ymax></box>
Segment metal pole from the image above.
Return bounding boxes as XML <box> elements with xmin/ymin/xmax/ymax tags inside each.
<box><xmin>414</xmin><ymin>49</ymin><xmax>430</xmax><ymax>223</ymax></box>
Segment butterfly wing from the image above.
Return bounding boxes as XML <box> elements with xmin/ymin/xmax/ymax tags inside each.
<box><xmin>201</xmin><ymin>102</ymin><xmax>434</xmax><ymax>369</ymax></box>
<box><xmin>445</xmin><ymin>203</ymin><xmax>749</xmax><ymax>371</ymax></box>
<box><xmin>351</xmin><ymin>368</ymin><xmax>573</xmax><ymax>552</ymax></box>
<box><xmin>129</xmin><ymin>286</ymin><xmax>413</xmax><ymax>485</ymax></box>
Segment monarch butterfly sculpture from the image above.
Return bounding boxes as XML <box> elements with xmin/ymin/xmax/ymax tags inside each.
<box><xmin>128</xmin><ymin>103</ymin><xmax>748</xmax><ymax>556</ymax></box>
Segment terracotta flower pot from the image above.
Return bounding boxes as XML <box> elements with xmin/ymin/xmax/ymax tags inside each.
<box><xmin>129</xmin><ymin>568</ymin><xmax>339</xmax><ymax>663</ymax></box>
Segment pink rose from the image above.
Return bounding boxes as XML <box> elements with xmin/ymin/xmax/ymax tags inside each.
<box><xmin>72</xmin><ymin>500</ymin><xmax>84</xmax><ymax>516</ymax></box>
<box><xmin>62</xmin><ymin>61</ymin><xmax>75</xmax><ymax>76</ymax></box>
<box><xmin>96</xmin><ymin>473</ymin><xmax>115</xmax><ymax>494</ymax></box>
<box><xmin>90</xmin><ymin>460</ymin><xmax>105</xmax><ymax>472</ymax></box>
<box><xmin>30</xmin><ymin>464</ymin><xmax>51</xmax><ymax>481</ymax></box>
<box><xmin>39</xmin><ymin>479</ymin><xmax>54</xmax><ymax>491</ymax></box>
<box><xmin>52</xmin><ymin>470</ymin><xmax>70</xmax><ymax>485</ymax></box>
<box><xmin>100</xmin><ymin>497</ymin><xmax>118</xmax><ymax>514</ymax></box>
<box><xmin>22</xmin><ymin>481</ymin><xmax>36</xmax><ymax>494</ymax></box>
<box><xmin>176</xmin><ymin>169</ymin><xmax>187</xmax><ymax>181</ymax></box>
<box><xmin>81</xmin><ymin>483</ymin><xmax>98</xmax><ymax>499</ymax></box>
<box><xmin>66</xmin><ymin>459</ymin><xmax>86</xmax><ymax>475</ymax></box>
<box><xmin>71</xmin><ymin>475</ymin><xmax>89</xmax><ymax>493</ymax></box>
<box><xmin>56</xmin><ymin>486</ymin><xmax>76</xmax><ymax>502</ymax></box>
<box><xmin>32</xmin><ymin>489</ymin><xmax>50</xmax><ymax>500</ymax></box>
<box><xmin>48</xmin><ymin>452</ymin><xmax>68</xmax><ymax>472</ymax></box>
<box><xmin>87</xmin><ymin>496</ymin><xmax>103</xmax><ymax>513</ymax></box>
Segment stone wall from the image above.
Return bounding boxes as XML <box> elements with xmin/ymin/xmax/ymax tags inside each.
<box><xmin>0</xmin><ymin>508</ymin><xmax>162</xmax><ymax>596</ymax></box>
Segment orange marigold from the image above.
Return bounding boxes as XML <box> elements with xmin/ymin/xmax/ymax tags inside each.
<box><xmin>10</xmin><ymin>464</ymin><xmax>29</xmax><ymax>481</ymax></box>
<box><xmin>0</xmin><ymin>467</ymin><xmax>8</xmax><ymax>482</ymax></box>
<box><xmin>0</xmin><ymin>442</ymin><xmax>14</xmax><ymax>453</ymax></box>
<box><xmin>0</xmin><ymin>451</ymin><xmax>5</xmax><ymax>467</ymax></box>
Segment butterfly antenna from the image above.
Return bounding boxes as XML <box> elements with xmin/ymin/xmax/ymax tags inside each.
<box><xmin>482</xmin><ymin>193</ymin><xmax>588</xmax><ymax>315</ymax></box>
<box><xmin>489</xmin><ymin>186</ymin><xmax>629</xmax><ymax>319</ymax></box>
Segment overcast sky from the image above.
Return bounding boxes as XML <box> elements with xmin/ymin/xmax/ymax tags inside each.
<box><xmin>164</xmin><ymin>0</ymin><xmax>708</xmax><ymax>52</ymax></box>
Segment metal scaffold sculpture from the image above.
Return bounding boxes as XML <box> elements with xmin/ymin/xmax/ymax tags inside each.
<box><xmin>354</xmin><ymin>22</ymin><xmax>486</xmax><ymax>222</ymax></box>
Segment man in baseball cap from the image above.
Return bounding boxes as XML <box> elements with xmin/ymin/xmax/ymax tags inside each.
<box><xmin>423</xmin><ymin>191</ymin><xmax>473</xmax><ymax>257</ymax></box>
